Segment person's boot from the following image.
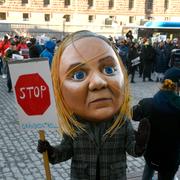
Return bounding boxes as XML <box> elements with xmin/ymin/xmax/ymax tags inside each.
<box><xmin>8</xmin><ymin>88</ymin><xmax>12</xmax><ymax>93</ymax></box>
<box><xmin>149</xmin><ymin>78</ymin><xmax>153</xmax><ymax>82</ymax></box>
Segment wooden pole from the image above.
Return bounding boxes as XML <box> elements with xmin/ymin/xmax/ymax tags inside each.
<box><xmin>38</xmin><ymin>130</ymin><xmax>52</xmax><ymax>180</ymax></box>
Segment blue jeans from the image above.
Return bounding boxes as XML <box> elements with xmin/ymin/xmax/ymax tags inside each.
<box><xmin>142</xmin><ymin>163</ymin><xmax>155</xmax><ymax>180</ymax></box>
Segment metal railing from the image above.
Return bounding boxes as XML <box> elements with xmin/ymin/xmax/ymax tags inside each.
<box><xmin>0</xmin><ymin>22</ymin><xmax>123</xmax><ymax>37</ymax></box>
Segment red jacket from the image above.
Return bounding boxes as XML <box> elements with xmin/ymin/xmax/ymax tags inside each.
<box><xmin>0</xmin><ymin>40</ymin><xmax>10</xmax><ymax>58</ymax></box>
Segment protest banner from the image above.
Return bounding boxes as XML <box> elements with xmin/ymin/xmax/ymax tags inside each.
<box><xmin>9</xmin><ymin>58</ymin><xmax>58</xmax><ymax>180</ymax></box>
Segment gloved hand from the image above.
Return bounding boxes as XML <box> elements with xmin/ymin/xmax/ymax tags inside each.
<box><xmin>135</xmin><ymin>117</ymin><xmax>151</xmax><ymax>155</ymax></box>
<box><xmin>37</xmin><ymin>140</ymin><xmax>54</xmax><ymax>156</ymax></box>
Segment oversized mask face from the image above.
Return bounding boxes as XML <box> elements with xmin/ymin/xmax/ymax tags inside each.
<box><xmin>59</xmin><ymin>37</ymin><xmax>124</xmax><ymax>122</ymax></box>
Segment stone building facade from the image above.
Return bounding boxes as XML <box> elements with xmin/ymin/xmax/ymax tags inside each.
<box><xmin>0</xmin><ymin>0</ymin><xmax>180</xmax><ymax>38</ymax></box>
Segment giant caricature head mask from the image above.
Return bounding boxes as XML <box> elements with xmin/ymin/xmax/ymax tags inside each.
<box><xmin>52</xmin><ymin>31</ymin><xmax>131</xmax><ymax>137</ymax></box>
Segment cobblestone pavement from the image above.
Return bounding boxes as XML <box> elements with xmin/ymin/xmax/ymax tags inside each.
<box><xmin>0</xmin><ymin>74</ymin><xmax>179</xmax><ymax>180</ymax></box>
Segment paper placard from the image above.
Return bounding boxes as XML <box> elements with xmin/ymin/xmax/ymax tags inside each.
<box><xmin>131</xmin><ymin>56</ymin><xmax>140</xmax><ymax>66</ymax></box>
<box><xmin>9</xmin><ymin>58</ymin><xmax>59</xmax><ymax>130</ymax></box>
<box><xmin>12</xmin><ymin>54</ymin><xmax>24</xmax><ymax>60</ymax></box>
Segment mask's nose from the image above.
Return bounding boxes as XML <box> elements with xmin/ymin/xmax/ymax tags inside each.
<box><xmin>88</xmin><ymin>72</ymin><xmax>107</xmax><ymax>91</ymax></box>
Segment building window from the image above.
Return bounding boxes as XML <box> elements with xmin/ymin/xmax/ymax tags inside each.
<box><xmin>165</xmin><ymin>17</ymin><xmax>169</xmax><ymax>21</ymax></box>
<box><xmin>22</xmin><ymin>0</ymin><xmax>28</xmax><ymax>5</ymax></box>
<box><xmin>0</xmin><ymin>0</ymin><xmax>5</xmax><ymax>5</ymax></box>
<box><xmin>23</xmin><ymin>13</ymin><xmax>29</xmax><ymax>21</ymax></box>
<box><xmin>44</xmin><ymin>0</ymin><xmax>50</xmax><ymax>6</ymax></box>
<box><xmin>129</xmin><ymin>16</ymin><xmax>134</xmax><ymax>23</ymax></box>
<box><xmin>164</xmin><ymin>0</ymin><xmax>169</xmax><ymax>10</ymax></box>
<box><xmin>147</xmin><ymin>0</ymin><xmax>153</xmax><ymax>10</ymax></box>
<box><xmin>109</xmin><ymin>0</ymin><xmax>114</xmax><ymax>9</ymax></box>
<box><xmin>63</xmin><ymin>14</ymin><xmax>70</xmax><ymax>22</ymax></box>
<box><xmin>88</xmin><ymin>15</ymin><xmax>94</xmax><ymax>22</ymax></box>
<box><xmin>64</xmin><ymin>0</ymin><xmax>70</xmax><ymax>6</ymax></box>
<box><xmin>129</xmin><ymin>0</ymin><xmax>134</xmax><ymax>9</ymax></box>
<box><xmin>105</xmin><ymin>18</ymin><xmax>112</xmax><ymax>25</ymax></box>
<box><xmin>0</xmin><ymin>12</ymin><xmax>6</xmax><ymax>20</ymax></box>
<box><xmin>88</xmin><ymin>0</ymin><xmax>93</xmax><ymax>7</ymax></box>
<box><xmin>45</xmin><ymin>14</ymin><xmax>50</xmax><ymax>21</ymax></box>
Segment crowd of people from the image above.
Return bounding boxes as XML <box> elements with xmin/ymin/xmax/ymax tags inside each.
<box><xmin>0</xmin><ymin>34</ymin><xmax>58</xmax><ymax>92</ymax></box>
<box><xmin>1</xmin><ymin>32</ymin><xmax>180</xmax><ymax>91</ymax></box>
<box><xmin>110</xmin><ymin>31</ymin><xmax>180</xmax><ymax>83</ymax></box>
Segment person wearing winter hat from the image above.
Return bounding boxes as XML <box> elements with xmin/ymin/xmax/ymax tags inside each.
<box><xmin>132</xmin><ymin>67</ymin><xmax>180</xmax><ymax>180</ymax></box>
<box><xmin>40</xmin><ymin>40</ymin><xmax>56</xmax><ymax>68</ymax></box>
<box><xmin>163</xmin><ymin>66</ymin><xmax>180</xmax><ymax>95</ymax></box>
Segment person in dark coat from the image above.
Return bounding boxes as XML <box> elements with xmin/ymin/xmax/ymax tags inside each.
<box><xmin>117</xmin><ymin>39</ymin><xmax>129</xmax><ymax>68</ymax></box>
<box><xmin>37</xmin><ymin>30</ymin><xmax>150</xmax><ymax>180</ymax></box>
<box><xmin>154</xmin><ymin>41</ymin><xmax>169</xmax><ymax>82</ymax></box>
<box><xmin>27</xmin><ymin>38</ymin><xmax>40</xmax><ymax>58</ymax></box>
<box><xmin>132</xmin><ymin>67</ymin><xmax>180</xmax><ymax>180</ymax></box>
<box><xmin>141</xmin><ymin>40</ymin><xmax>155</xmax><ymax>82</ymax></box>
<box><xmin>126</xmin><ymin>30</ymin><xmax>134</xmax><ymax>41</ymax></box>
<box><xmin>164</xmin><ymin>39</ymin><xmax>174</xmax><ymax>67</ymax></box>
<box><xmin>127</xmin><ymin>42</ymin><xmax>140</xmax><ymax>83</ymax></box>
<box><xmin>170</xmin><ymin>48</ymin><xmax>180</xmax><ymax>68</ymax></box>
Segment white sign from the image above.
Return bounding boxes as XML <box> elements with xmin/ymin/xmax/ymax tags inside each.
<box><xmin>158</xmin><ymin>35</ymin><xmax>167</xmax><ymax>42</ymax></box>
<box><xmin>9</xmin><ymin>58</ymin><xmax>59</xmax><ymax>130</ymax></box>
<box><xmin>131</xmin><ymin>56</ymin><xmax>140</xmax><ymax>66</ymax></box>
<box><xmin>12</xmin><ymin>54</ymin><xmax>24</xmax><ymax>60</ymax></box>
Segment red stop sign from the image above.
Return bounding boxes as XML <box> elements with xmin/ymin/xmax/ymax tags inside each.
<box><xmin>15</xmin><ymin>73</ymin><xmax>51</xmax><ymax>115</ymax></box>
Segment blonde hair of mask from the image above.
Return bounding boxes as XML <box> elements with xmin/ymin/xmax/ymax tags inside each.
<box><xmin>51</xmin><ymin>30</ymin><xmax>131</xmax><ymax>138</ymax></box>
<box><xmin>161</xmin><ymin>79</ymin><xmax>176</xmax><ymax>91</ymax></box>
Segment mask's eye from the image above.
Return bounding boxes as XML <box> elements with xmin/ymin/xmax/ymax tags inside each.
<box><xmin>72</xmin><ymin>70</ymin><xmax>86</xmax><ymax>81</ymax></box>
<box><xmin>103</xmin><ymin>66</ymin><xmax>117</xmax><ymax>75</ymax></box>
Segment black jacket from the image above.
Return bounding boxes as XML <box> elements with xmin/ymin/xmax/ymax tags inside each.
<box><xmin>29</xmin><ymin>45</ymin><xmax>40</xmax><ymax>58</ymax></box>
<box><xmin>141</xmin><ymin>44</ymin><xmax>155</xmax><ymax>64</ymax></box>
<box><xmin>48</xmin><ymin>118</ymin><xmax>138</xmax><ymax>180</ymax></box>
<box><xmin>170</xmin><ymin>49</ymin><xmax>180</xmax><ymax>68</ymax></box>
<box><xmin>133</xmin><ymin>90</ymin><xmax>180</xmax><ymax>171</ymax></box>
